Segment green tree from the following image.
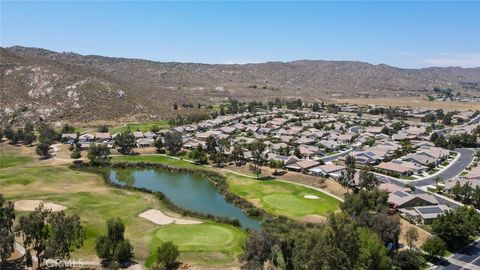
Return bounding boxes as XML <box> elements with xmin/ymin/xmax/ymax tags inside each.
<box><xmin>36</xmin><ymin>142</ymin><xmax>51</xmax><ymax>157</ymax></box>
<box><xmin>88</xmin><ymin>144</ymin><xmax>111</xmax><ymax>163</ymax></box>
<box><xmin>15</xmin><ymin>204</ymin><xmax>51</xmax><ymax>265</ymax></box>
<box><xmin>422</xmin><ymin>236</ymin><xmax>447</xmax><ymax>259</ymax></box>
<box><xmin>190</xmin><ymin>144</ymin><xmax>208</xmax><ymax>164</ymax></box>
<box><xmin>341</xmin><ymin>188</ymin><xmax>389</xmax><ymax>216</ymax></box>
<box><xmin>205</xmin><ymin>135</ymin><xmax>218</xmax><ymax>154</ymax></box>
<box><xmin>154</xmin><ymin>137</ymin><xmax>164</xmax><ymax>153</ymax></box>
<box><xmin>115</xmin><ymin>130</ymin><xmax>136</xmax><ymax>155</ymax></box>
<box><xmin>230</xmin><ymin>144</ymin><xmax>244</xmax><ymax>166</ymax></box>
<box><xmin>339</xmin><ymin>155</ymin><xmax>356</xmax><ymax>193</ymax></box>
<box><xmin>23</xmin><ymin>123</ymin><xmax>36</xmax><ymax>145</ymax></box>
<box><xmin>36</xmin><ymin>123</ymin><xmax>57</xmax><ymax>157</ymax></box>
<box><xmin>97</xmin><ymin>125</ymin><xmax>109</xmax><ymax>132</ymax></box>
<box><xmin>392</xmin><ymin>250</ymin><xmax>425</xmax><ymax>270</ymax></box>
<box><xmin>242</xmin><ymin>231</ymin><xmax>273</xmax><ymax>269</ymax></box>
<box><xmin>113</xmin><ymin>240</ymin><xmax>133</xmax><ymax>262</ymax></box>
<box><xmin>210</xmin><ymin>152</ymin><xmax>227</xmax><ymax>167</ymax></box>
<box><xmin>405</xmin><ymin>227</ymin><xmax>419</xmax><ymax>249</ymax></box>
<box><xmin>150</xmin><ymin>125</ymin><xmax>160</xmax><ymax>133</ymax></box>
<box><xmin>155</xmin><ymin>242</ymin><xmax>179</xmax><ymax>269</ymax></box>
<box><xmin>249</xmin><ymin>141</ymin><xmax>266</xmax><ymax>179</ymax></box>
<box><xmin>249</xmin><ymin>164</ymin><xmax>262</xmax><ymax>179</ymax></box>
<box><xmin>357</xmin><ymin>228</ymin><xmax>391</xmax><ymax>270</ymax></box>
<box><xmin>269</xmin><ymin>159</ymin><xmax>284</xmax><ymax>175</ymax></box>
<box><xmin>0</xmin><ymin>194</ymin><xmax>16</xmax><ymax>265</ymax></box>
<box><xmin>164</xmin><ymin>131</ymin><xmax>183</xmax><ymax>155</ymax></box>
<box><xmin>359</xmin><ymin>170</ymin><xmax>379</xmax><ymax>191</ymax></box>
<box><xmin>44</xmin><ymin>211</ymin><xmax>85</xmax><ymax>261</ymax></box>
<box><xmin>61</xmin><ymin>124</ymin><xmax>76</xmax><ymax>134</ymax></box>
<box><xmin>4</xmin><ymin>126</ymin><xmax>14</xmax><ymax>141</ymax></box>
<box><xmin>95</xmin><ymin>218</ymin><xmax>134</xmax><ymax>263</ymax></box>
<box><xmin>431</xmin><ymin>206</ymin><xmax>480</xmax><ymax>250</ymax></box>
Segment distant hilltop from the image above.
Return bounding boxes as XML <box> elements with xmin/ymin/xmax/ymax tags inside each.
<box><xmin>1</xmin><ymin>45</ymin><xmax>480</xmax><ymax>122</ymax></box>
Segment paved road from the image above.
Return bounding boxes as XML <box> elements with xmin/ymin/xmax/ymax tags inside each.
<box><xmin>414</xmin><ymin>148</ymin><xmax>475</xmax><ymax>187</ymax></box>
<box><xmin>433</xmin><ymin>240</ymin><xmax>480</xmax><ymax>270</ymax></box>
<box><xmin>321</xmin><ymin>148</ymin><xmax>353</xmax><ymax>163</ymax></box>
<box><xmin>375</xmin><ymin>148</ymin><xmax>475</xmax><ymax>209</ymax></box>
<box><xmin>376</xmin><ymin>148</ymin><xmax>475</xmax><ymax>188</ymax></box>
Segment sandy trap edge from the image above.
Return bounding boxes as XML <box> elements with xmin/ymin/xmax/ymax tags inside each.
<box><xmin>14</xmin><ymin>200</ymin><xmax>67</xmax><ymax>212</ymax></box>
<box><xmin>304</xmin><ymin>195</ymin><xmax>320</xmax><ymax>199</ymax></box>
<box><xmin>139</xmin><ymin>209</ymin><xmax>202</xmax><ymax>225</ymax></box>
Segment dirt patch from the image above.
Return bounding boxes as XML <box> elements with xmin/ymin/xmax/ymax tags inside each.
<box><xmin>302</xmin><ymin>214</ymin><xmax>326</xmax><ymax>224</ymax></box>
<box><xmin>399</xmin><ymin>218</ymin><xmax>431</xmax><ymax>249</ymax></box>
<box><xmin>304</xmin><ymin>195</ymin><xmax>320</xmax><ymax>199</ymax></box>
<box><xmin>139</xmin><ymin>209</ymin><xmax>202</xmax><ymax>225</ymax></box>
<box><xmin>14</xmin><ymin>200</ymin><xmax>67</xmax><ymax>212</ymax></box>
<box><xmin>336</xmin><ymin>97</ymin><xmax>480</xmax><ymax>110</ymax></box>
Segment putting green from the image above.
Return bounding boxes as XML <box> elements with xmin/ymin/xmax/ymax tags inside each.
<box><xmin>154</xmin><ymin>223</ymin><xmax>238</xmax><ymax>250</ymax></box>
<box><xmin>227</xmin><ymin>174</ymin><xmax>340</xmax><ymax>218</ymax></box>
<box><xmin>262</xmin><ymin>194</ymin><xmax>320</xmax><ymax>214</ymax></box>
<box><xmin>149</xmin><ymin>223</ymin><xmax>245</xmax><ymax>266</ymax></box>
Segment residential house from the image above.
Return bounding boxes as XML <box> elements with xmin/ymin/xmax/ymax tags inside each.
<box><xmin>137</xmin><ymin>138</ymin><xmax>154</xmax><ymax>147</ymax></box>
<box><xmin>133</xmin><ymin>132</ymin><xmax>144</xmax><ymax>139</ymax></box>
<box><xmin>388</xmin><ymin>191</ymin><xmax>438</xmax><ymax>208</ymax></box>
<box><xmin>61</xmin><ymin>133</ymin><xmax>77</xmax><ymax>143</ymax></box>
<box><xmin>144</xmin><ymin>131</ymin><xmax>158</xmax><ymax>140</ymax></box>
<box><xmin>79</xmin><ymin>133</ymin><xmax>94</xmax><ymax>142</ymax></box>
<box><xmin>308</xmin><ymin>164</ymin><xmax>346</xmax><ymax>178</ymax></box>
<box><xmin>95</xmin><ymin>133</ymin><xmax>111</xmax><ymax>142</ymax></box>
<box><xmin>298</xmin><ymin>144</ymin><xmax>319</xmax><ymax>158</ymax></box>
<box><xmin>375</xmin><ymin>160</ymin><xmax>428</xmax><ymax>176</ymax></box>
<box><xmin>285</xmin><ymin>159</ymin><xmax>320</xmax><ymax>172</ymax></box>
<box><xmin>400</xmin><ymin>205</ymin><xmax>451</xmax><ymax>224</ymax></box>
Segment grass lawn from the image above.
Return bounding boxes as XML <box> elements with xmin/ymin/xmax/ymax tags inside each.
<box><xmin>109</xmin><ymin>120</ymin><xmax>170</xmax><ymax>134</ymax></box>
<box><xmin>111</xmin><ymin>154</ymin><xmax>198</xmax><ymax>169</ymax></box>
<box><xmin>0</xmin><ymin>145</ymin><xmax>33</xmax><ymax>169</ymax></box>
<box><xmin>147</xmin><ymin>223</ymin><xmax>246</xmax><ymax>266</ymax></box>
<box><xmin>0</xmin><ymin>146</ymin><xmax>246</xmax><ymax>266</ymax></box>
<box><xmin>226</xmin><ymin>174</ymin><xmax>341</xmax><ymax>219</ymax></box>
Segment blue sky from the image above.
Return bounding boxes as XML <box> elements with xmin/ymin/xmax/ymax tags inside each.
<box><xmin>1</xmin><ymin>1</ymin><xmax>479</xmax><ymax>68</ymax></box>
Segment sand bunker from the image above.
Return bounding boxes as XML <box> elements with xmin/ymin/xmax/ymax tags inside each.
<box><xmin>14</xmin><ymin>200</ymin><xmax>67</xmax><ymax>212</ymax></box>
<box><xmin>304</xmin><ymin>195</ymin><xmax>320</xmax><ymax>199</ymax></box>
<box><xmin>139</xmin><ymin>209</ymin><xmax>202</xmax><ymax>225</ymax></box>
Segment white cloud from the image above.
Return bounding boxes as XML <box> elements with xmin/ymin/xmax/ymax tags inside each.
<box><xmin>422</xmin><ymin>53</ymin><xmax>480</xmax><ymax>68</ymax></box>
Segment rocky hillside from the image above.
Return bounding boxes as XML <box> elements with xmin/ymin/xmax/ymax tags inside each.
<box><xmin>1</xmin><ymin>46</ymin><xmax>480</xmax><ymax>123</ymax></box>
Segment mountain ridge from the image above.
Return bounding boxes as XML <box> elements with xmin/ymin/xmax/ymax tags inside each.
<box><xmin>1</xmin><ymin>45</ymin><xmax>480</xmax><ymax>123</ymax></box>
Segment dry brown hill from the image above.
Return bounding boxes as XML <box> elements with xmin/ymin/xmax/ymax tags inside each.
<box><xmin>1</xmin><ymin>46</ymin><xmax>479</xmax><ymax>123</ymax></box>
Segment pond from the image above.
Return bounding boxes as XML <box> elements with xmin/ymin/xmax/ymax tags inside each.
<box><xmin>106</xmin><ymin>168</ymin><xmax>262</xmax><ymax>230</ymax></box>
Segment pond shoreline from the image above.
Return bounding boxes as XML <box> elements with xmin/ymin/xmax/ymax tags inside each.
<box><xmin>70</xmin><ymin>161</ymin><xmax>267</xmax><ymax>230</ymax></box>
